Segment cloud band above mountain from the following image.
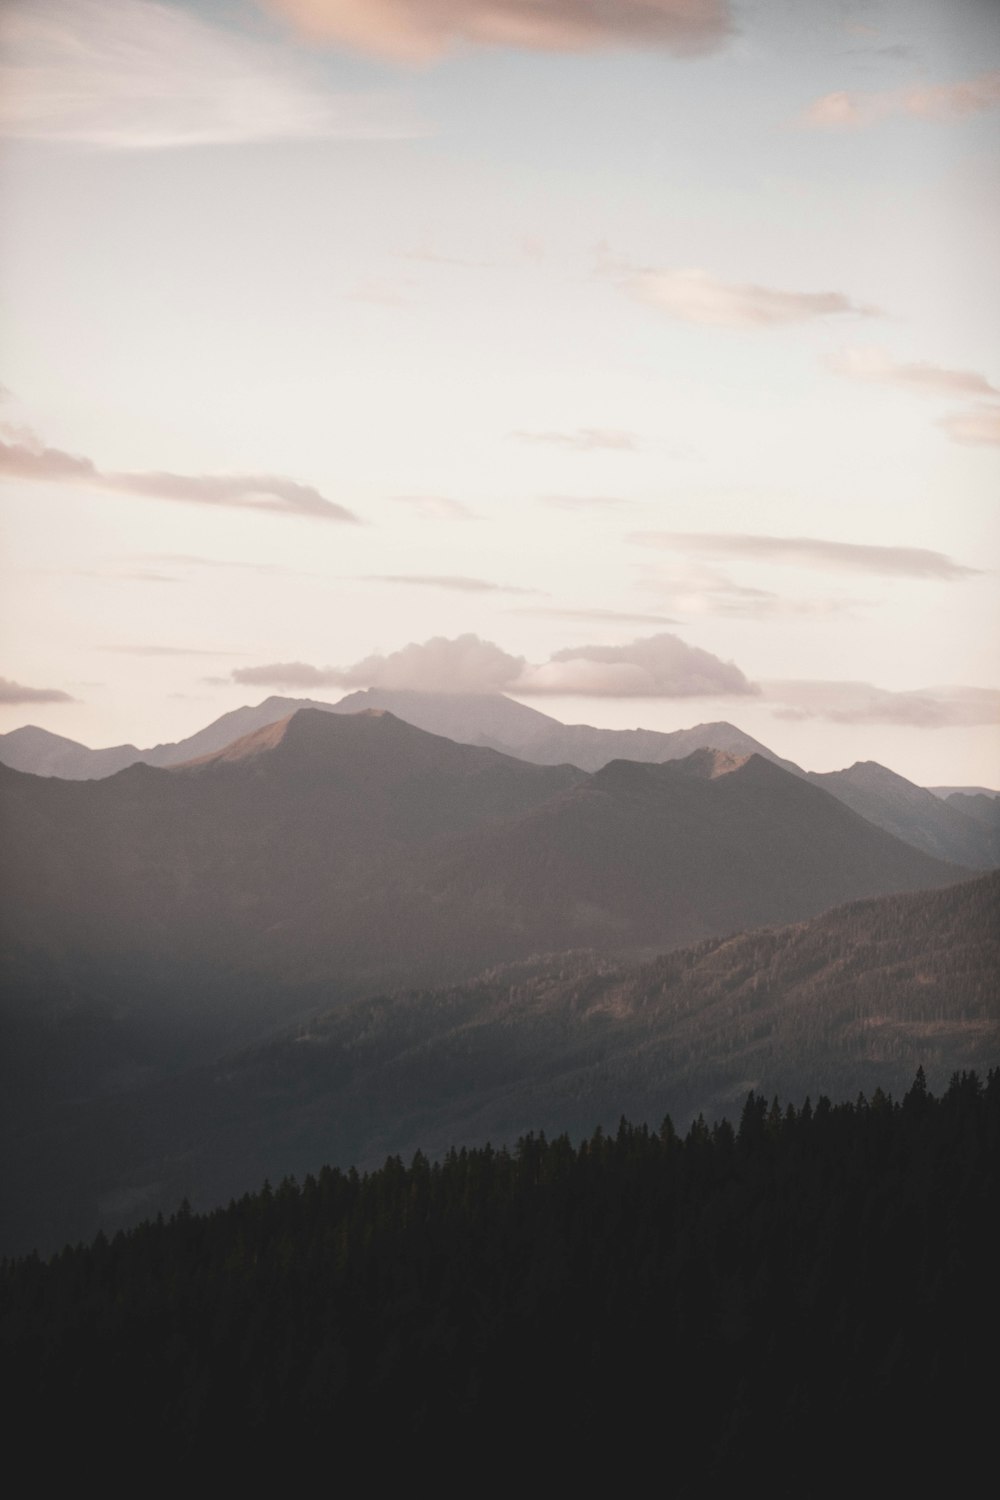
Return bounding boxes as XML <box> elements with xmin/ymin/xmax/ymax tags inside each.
<box><xmin>766</xmin><ymin>681</ymin><xmax>1000</xmax><ymax>729</ymax></box>
<box><xmin>233</xmin><ymin>630</ymin><xmax>757</xmax><ymax>699</ymax></box>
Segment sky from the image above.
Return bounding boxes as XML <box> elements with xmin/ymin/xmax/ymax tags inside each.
<box><xmin>1</xmin><ymin>0</ymin><xmax>998</xmax><ymax>785</ymax></box>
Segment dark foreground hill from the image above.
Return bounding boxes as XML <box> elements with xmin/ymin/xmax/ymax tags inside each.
<box><xmin>3</xmin><ymin>1071</ymin><xmax>996</xmax><ymax>1490</ymax></box>
<box><xmin>4</xmin><ymin>872</ymin><xmax>995</xmax><ymax>1256</ymax></box>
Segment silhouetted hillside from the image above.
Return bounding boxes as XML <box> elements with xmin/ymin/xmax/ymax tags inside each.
<box><xmin>3</xmin><ymin>1070</ymin><xmax>996</xmax><ymax>1490</ymax></box>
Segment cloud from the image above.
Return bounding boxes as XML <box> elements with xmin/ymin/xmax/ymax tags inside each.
<box><xmin>642</xmin><ymin>563</ymin><xmax>860</xmax><ymax>620</ymax></box>
<box><xmin>803</xmin><ymin>69</ymin><xmax>1000</xmax><ymax>129</ymax></box>
<box><xmin>365</xmin><ymin>574</ymin><xmax>539</xmax><ymax>594</ymax></box>
<box><xmin>0</xmin><ymin>676</ymin><xmax>74</xmax><ymax>704</ymax></box>
<box><xmin>827</xmin><ymin>347</ymin><xmax>999</xmax><ymax>399</ymax></box>
<box><xmin>938</xmin><ymin>405</ymin><xmax>1000</xmax><ymax>447</ymax></box>
<box><xmin>236</xmin><ymin>635</ymin><xmax>526</xmax><ymax>694</ymax></box>
<box><xmin>511</xmin><ymin>607</ymin><xmax>679</xmax><ymax>625</ymax></box>
<box><xmin>629</xmin><ymin>268</ymin><xmax>879</xmax><ymax>328</ymax></box>
<box><xmin>766</xmin><ymin>681</ymin><xmax>1000</xmax><ymax>729</ymax></box>
<box><xmin>0</xmin><ymin>435</ymin><xmax>359</xmax><ymax>522</ymax></box>
<box><xmin>511</xmin><ymin>429</ymin><xmax>639</xmax><ymax>451</ymax></box>
<box><xmin>235</xmin><ymin>630</ymin><xmax>754</xmax><ymax>698</ymax></box>
<box><xmin>233</xmin><ymin>661</ymin><xmax>346</xmax><ymax>690</ymax></box>
<box><xmin>513</xmin><ymin>632</ymin><xmax>756</xmax><ymax>698</ymax></box>
<box><xmin>393</xmin><ymin>495</ymin><xmax>480</xmax><ymax>520</ymax></box>
<box><xmin>263</xmin><ymin>0</ymin><xmax>733</xmax><ymax>62</ymax></box>
<box><xmin>0</xmin><ymin>0</ymin><xmax>424</xmax><ymax>150</ymax></box>
<box><xmin>629</xmin><ymin>531</ymin><xmax>979</xmax><ymax>580</ymax></box>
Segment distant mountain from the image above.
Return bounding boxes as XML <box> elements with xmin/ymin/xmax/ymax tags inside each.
<box><xmin>7</xmin><ymin>693</ymin><xmax>994</xmax><ymax>876</ymax></box>
<box><xmin>330</xmin><ymin>686</ymin><xmax>804</xmax><ymax>774</ymax></box>
<box><xmin>0</xmin><ymin>696</ymin><xmax>342</xmax><ymax>779</ymax></box>
<box><xmin>4</xmin><ymin>869</ymin><xmax>995</xmax><ymax>1255</ymax></box>
<box><xmin>927</xmin><ymin>785</ymin><xmax>1000</xmax><ymax>799</ymax></box>
<box><xmin>0</xmin><ymin>709</ymin><xmax>966</xmax><ymax>1020</ymax></box>
<box><xmin>0</xmin><ymin>725</ymin><xmax>144</xmax><ymax>779</ymax></box>
<box><xmin>0</xmin><ymin>689</ymin><xmax>802</xmax><ymax>781</ymax></box>
<box><xmin>0</xmin><ymin>687</ymin><xmax>797</xmax><ymax>780</ymax></box>
<box><xmin>809</xmin><ymin>760</ymin><xmax>999</xmax><ymax>869</ymax></box>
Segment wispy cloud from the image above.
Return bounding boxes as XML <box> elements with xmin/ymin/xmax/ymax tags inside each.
<box><xmin>511</xmin><ymin>429</ymin><xmax>639</xmax><ymax>451</ymax></box>
<box><xmin>234</xmin><ymin>629</ymin><xmax>754</xmax><ymax>699</ymax></box>
<box><xmin>0</xmin><ymin>0</ymin><xmax>425</xmax><ymax>150</ymax></box>
<box><xmin>511</xmin><ymin>607</ymin><xmax>678</xmax><ymax>625</ymax></box>
<box><xmin>766</xmin><ymin>681</ymin><xmax>1000</xmax><ymax>729</ymax></box>
<box><xmin>803</xmin><ymin>69</ymin><xmax>1000</xmax><ymax>129</ymax></box>
<box><xmin>0</xmin><ymin>675</ymin><xmax>74</xmax><ymax>704</ymax></box>
<box><xmin>938</xmin><ymin>405</ymin><xmax>1000</xmax><ymax>447</ymax></box>
<box><xmin>642</xmin><ymin>563</ymin><xmax>861</xmax><ymax>620</ymax></box>
<box><xmin>232</xmin><ymin>661</ymin><xmax>346</xmax><ymax>690</ymax></box>
<box><xmin>629</xmin><ymin>268</ymin><xmax>879</xmax><ymax>329</ymax></box>
<box><xmin>263</xmin><ymin>0</ymin><xmax>733</xmax><ymax>63</ymax></box>
<box><xmin>629</xmin><ymin>531</ymin><xmax>979</xmax><ymax>580</ymax></box>
<box><xmin>0</xmin><ymin>434</ymin><xmax>359</xmax><ymax>523</ymax></box>
<box><xmin>827</xmin><ymin>347</ymin><xmax>999</xmax><ymax>399</ymax></box>
<box><xmin>393</xmin><ymin>495</ymin><xmax>481</xmax><ymax>520</ymax></box>
<box><xmin>364</xmin><ymin>574</ymin><xmax>539</xmax><ymax>595</ymax></box>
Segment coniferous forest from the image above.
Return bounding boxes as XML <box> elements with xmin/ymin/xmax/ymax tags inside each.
<box><xmin>3</xmin><ymin>1069</ymin><xmax>997</xmax><ymax>1490</ymax></box>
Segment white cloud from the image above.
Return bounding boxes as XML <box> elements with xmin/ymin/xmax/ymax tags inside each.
<box><xmin>766</xmin><ymin>681</ymin><xmax>1000</xmax><ymax>729</ymax></box>
<box><xmin>235</xmin><ymin>630</ymin><xmax>755</xmax><ymax>698</ymax></box>
<box><xmin>629</xmin><ymin>531</ymin><xmax>979</xmax><ymax>580</ymax></box>
<box><xmin>630</xmin><ymin>268</ymin><xmax>878</xmax><ymax>328</ymax></box>
<box><xmin>513</xmin><ymin>632</ymin><xmax>756</xmax><ymax>698</ymax></box>
<box><xmin>0</xmin><ymin>0</ymin><xmax>424</xmax><ymax>151</ymax></box>
<box><xmin>827</xmin><ymin>347</ymin><xmax>999</xmax><ymax>399</ymax></box>
<box><xmin>262</xmin><ymin>0</ymin><xmax>733</xmax><ymax>62</ymax></box>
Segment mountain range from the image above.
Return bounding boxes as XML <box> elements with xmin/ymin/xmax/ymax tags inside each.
<box><xmin>0</xmin><ymin>708</ymin><xmax>968</xmax><ymax>1021</ymax></box>
<box><xmin>2</xmin><ymin>688</ymin><xmax>996</xmax><ymax>868</ymax></box>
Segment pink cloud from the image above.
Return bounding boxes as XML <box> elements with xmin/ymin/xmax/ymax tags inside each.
<box><xmin>262</xmin><ymin>0</ymin><xmax>733</xmax><ymax>62</ymax></box>
<box><xmin>827</xmin><ymin>347</ymin><xmax>999</xmax><ymax>400</ymax></box>
<box><xmin>803</xmin><ymin>70</ymin><xmax>1000</xmax><ymax>129</ymax></box>
<box><xmin>631</xmin><ymin>268</ymin><xmax>877</xmax><ymax>328</ymax></box>
<box><xmin>938</xmin><ymin>405</ymin><xmax>1000</xmax><ymax>447</ymax></box>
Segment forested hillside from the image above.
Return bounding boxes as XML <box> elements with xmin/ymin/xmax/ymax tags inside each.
<box><xmin>3</xmin><ymin>1070</ymin><xmax>996</xmax><ymax>1489</ymax></box>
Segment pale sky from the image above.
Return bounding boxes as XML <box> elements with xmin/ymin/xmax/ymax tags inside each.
<box><xmin>1</xmin><ymin>0</ymin><xmax>998</xmax><ymax>784</ymax></box>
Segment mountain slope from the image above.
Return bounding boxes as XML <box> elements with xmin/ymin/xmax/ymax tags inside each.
<box><xmin>4</xmin><ymin>871</ymin><xmax>995</xmax><ymax>1255</ymax></box>
<box><xmin>809</xmin><ymin>760</ymin><xmax>998</xmax><ymax>869</ymax></box>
